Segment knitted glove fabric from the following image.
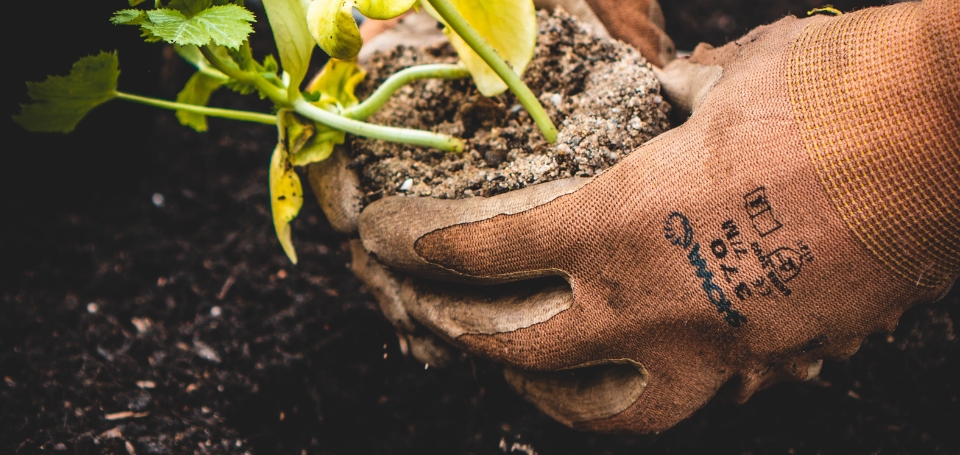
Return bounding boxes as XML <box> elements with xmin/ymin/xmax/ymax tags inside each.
<box><xmin>358</xmin><ymin>0</ymin><xmax>959</xmax><ymax>433</ymax></box>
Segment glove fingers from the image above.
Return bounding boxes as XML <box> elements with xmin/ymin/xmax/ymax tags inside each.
<box><xmin>360</xmin><ymin>177</ymin><xmax>592</xmax><ymax>283</ymax></box>
<box><xmin>349</xmin><ymin>239</ymin><xmax>458</xmax><ymax>367</ymax></box>
<box><xmin>307</xmin><ymin>146</ymin><xmax>363</xmax><ymax>234</ymax></box>
<box><xmin>583</xmin><ymin>0</ymin><xmax>676</xmax><ymax>66</ymax></box>
<box><xmin>401</xmin><ymin>275</ymin><xmax>573</xmax><ymax>342</ymax></box>
<box><xmin>534</xmin><ymin>0</ymin><xmax>613</xmax><ymax>39</ymax></box>
<box><xmin>400</xmin><ymin>276</ymin><xmax>621</xmax><ymax>372</ymax></box>
<box><xmin>652</xmin><ymin>58</ymin><xmax>722</xmax><ymax>114</ymax></box>
<box><xmin>503</xmin><ymin>361</ymin><xmax>648</xmax><ymax>428</ymax></box>
<box><xmin>349</xmin><ymin>239</ymin><xmax>415</xmax><ymax>331</ymax></box>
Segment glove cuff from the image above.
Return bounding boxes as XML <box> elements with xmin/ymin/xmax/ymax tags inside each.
<box><xmin>788</xmin><ymin>0</ymin><xmax>960</xmax><ymax>290</ymax></box>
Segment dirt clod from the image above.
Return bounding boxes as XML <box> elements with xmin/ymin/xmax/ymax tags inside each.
<box><xmin>351</xmin><ymin>10</ymin><xmax>671</xmax><ymax>203</ymax></box>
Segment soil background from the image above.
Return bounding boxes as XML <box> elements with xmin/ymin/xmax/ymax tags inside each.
<box><xmin>3</xmin><ymin>1</ymin><xmax>957</xmax><ymax>454</ymax></box>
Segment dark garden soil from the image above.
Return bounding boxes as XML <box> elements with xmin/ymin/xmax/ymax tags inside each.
<box><xmin>351</xmin><ymin>10</ymin><xmax>670</xmax><ymax>202</ymax></box>
<box><xmin>3</xmin><ymin>1</ymin><xmax>957</xmax><ymax>454</ymax></box>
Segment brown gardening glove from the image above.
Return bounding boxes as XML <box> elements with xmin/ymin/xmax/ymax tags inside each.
<box><xmin>537</xmin><ymin>0</ymin><xmax>676</xmax><ymax>66</ymax></box>
<box><xmin>356</xmin><ymin>0</ymin><xmax>960</xmax><ymax>433</ymax></box>
<box><xmin>307</xmin><ymin>0</ymin><xmax>675</xmax><ymax>367</ymax></box>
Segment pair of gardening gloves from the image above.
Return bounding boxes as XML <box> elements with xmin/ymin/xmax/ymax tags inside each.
<box><xmin>310</xmin><ymin>0</ymin><xmax>960</xmax><ymax>433</ymax></box>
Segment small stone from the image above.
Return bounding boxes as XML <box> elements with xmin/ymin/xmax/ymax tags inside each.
<box><xmin>399</xmin><ymin>178</ymin><xmax>413</xmax><ymax>192</ymax></box>
<box><xmin>86</xmin><ymin>303</ymin><xmax>98</xmax><ymax>314</ymax></box>
<box><xmin>151</xmin><ymin>193</ymin><xmax>165</xmax><ymax>207</ymax></box>
<box><xmin>193</xmin><ymin>341</ymin><xmax>221</xmax><ymax>363</ymax></box>
<box><xmin>210</xmin><ymin>306</ymin><xmax>222</xmax><ymax>317</ymax></box>
<box><xmin>548</xmin><ymin>93</ymin><xmax>562</xmax><ymax>107</ymax></box>
<box><xmin>130</xmin><ymin>317</ymin><xmax>151</xmax><ymax>333</ymax></box>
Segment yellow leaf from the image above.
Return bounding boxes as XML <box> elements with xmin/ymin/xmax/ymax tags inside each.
<box><xmin>354</xmin><ymin>0</ymin><xmax>418</xmax><ymax>19</ymax></box>
<box><xmin>281</xmin><ymin>110</ymin><xmax>345</xmax><ymax>166</ymax></box>
<box><xmin>270</xmin><ymin>116</ymin><xmax>305</xmax><ymax>264</ymax></box>
<box><xmin>423</xmin><ymin>0</ymin><xmax>536</xmax><ymax>96</ymax></box>
<box><xmin>280</xmin><ymin>58</ymin><xmax>364</xmax><ymax>167</ymax></box>
<box><xmin>307</xmin><ymin>0</ymin><xmax>417</xmax><ymax>59</ymax></box>
<box><xmin>305</xmin><ymin>58</ymin><xmax>367</xmax><ymax>110</ymax></box>
<box><xmin>290</xmin><ymin>128</ymin><xmax>343</xmax><ymax>166</ymax></box>
<box><xmin>262</xmin><ymin>0</ymin><xmax>315</xmax><ymax>90</ymax></box>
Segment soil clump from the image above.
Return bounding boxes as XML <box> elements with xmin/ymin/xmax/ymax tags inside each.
<box><xmin>350</xmin><ymin>10</ymin><xmax>671</xmax><ymax>203</ymax></box>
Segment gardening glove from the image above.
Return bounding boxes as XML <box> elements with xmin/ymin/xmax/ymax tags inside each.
<box><xmin>357</xmin><ymin>0</ymin><xmax>960</xmax><ymax>433</ymax></box>
<box><xmin>536</xmin><ymin>0</ymin><xmax>676</xmax><ymax>66</ymax></box>
<box><xmin>307</xmin><ymin>0</ymin><xmax>675</xmax><ymax>367</ymax></box>
<box><xmin>308</xmin><ymin>123</ymin><xmax>460</xmax><ymax>367</ymax></box>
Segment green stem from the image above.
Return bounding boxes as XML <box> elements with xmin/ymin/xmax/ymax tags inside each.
<box><xmin>199</xmin><ymin>46</ymin><xmax>288</xmax><ymax>105</ymax></box>
<box><xmin>197</xmin><ymin>65</ymin><xmax>229</xmax><ymax>81</ymax></box>
<box><xmin>344</xmin><ymin>64</ymin><xmax>470</xmax><ymax>121</ymax></box>
<box><xmin>116</xmin><ymin>92</ymin><xmax>277</xmax><ymax>125</ymax></box>
<box><xmin>426</xmin><ymin>0</ymin><xmax>558</xmax><ymax>142</ymax></box>
<box><xmin>292</xmin><ymin>97</ymin><xmax>464</xmax><ymax>152</ymax></box>
<box><xmin>201</xmin><ymin>46</ymin><xmax>463</xmax><ymax>152</ymax></box>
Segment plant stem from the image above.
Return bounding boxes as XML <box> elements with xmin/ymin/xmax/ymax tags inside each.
<box><xmin>116</xmin><ymin>92</ymin><xmax>277</xmax><ymax>125</ymax></box>
<box><xmin>426</xmin><ymin>0</ymin><xmax>558</xmax><ymax>142</ymax></box>
<box><xmin>201</xmin><ymin>45</ymin><xmax>464</xmax><ymax>152</ymax></box>
<box><xmin>199</xmin><ymin>46</ymin><xmax>288</xmax><ymax>105</ymax></box>
<box><xmin>292</xmin><ymin>98</ymin><xmax>464</xmax><ymax>152</ymax></box>
<box><xmin>344</xmin><ymin>64</ymin><xmax>470</xmax><ymax>121</ymax></box>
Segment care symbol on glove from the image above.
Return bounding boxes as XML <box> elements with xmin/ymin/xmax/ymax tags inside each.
<box><xmin>743</xmin><ymin>186</ymin><xmax>783</xmax><ymax>237</ymax></box>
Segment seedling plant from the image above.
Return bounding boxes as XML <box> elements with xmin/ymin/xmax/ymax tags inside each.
<box><xmin>15</xmin><ymin>0</ymin><xmax>558</xmax><ymax>263</ymax></box>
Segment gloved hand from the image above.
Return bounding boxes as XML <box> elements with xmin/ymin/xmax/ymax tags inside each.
<box><xmin>357</xmin><ymin>0</ymin><xmax>960</xmax><ymax>433</ymax></box>
<box><xmin>537</xmin><ymin>0</ymin><xmax>676</xmax><ymax>66</ymax></box>
<box><xmin>307</xmin><ymin>0</ymin><xmax>676</xmax><ymax>367</ymax></box>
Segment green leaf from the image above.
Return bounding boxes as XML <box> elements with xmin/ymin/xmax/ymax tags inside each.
<box><xmin>307</xmin><ymin>0</ymin><xmax>417</xmax><ymax>59</ymax></box>
<box><xmin>112</xmin><ymin>9</ymin><xmax>147</xmax><ymax>25</ymax></box>
<box><xmin>261</xmin><ymin>54</ymin><xmax>280</xmax><ymax>74</ymax></box>
<box><xmin>142</xmin><ymin>5</ymin><xmax>255</xmax><ymax>49</ymax></box>
<box><xmin>423</xmin><ymin>0</ymin><xmax>536</xmax><ymax>96</ymax></box>
<box><xmin>113</xmin><ymin>9</ymin><xmax>165</xmax><ymax>43</ymax></box>
<box><xmin>129</xmin><ymin>0</ymin><xmax>148</xmax><ymax>5</ymax></box>
<box><xmin>177</xmin><ymin>43</ymin><xmax>278</xmax><ymax>99</ymax></box>
<box><xmin>13</xmin><ymin>52</ymin><xmax>120</xmax><ymax>133</ymax></box>
<box><xmin>218</xmin><ymin>51</ymin><xmax>282</xmax><ymax>98</ymax></box>
<box><xmin>270</xmin><ymin>113</ymin><xmax>305</xmax><ymax>264</ymax></box>
<box><xmin>262</xmin><ymin>0</ymin><xmax>315</xmax><ymax>93</ymax></box>
<box><xmin>175</xmin><ymin>72</ymin><xmax>225</xmax><ymax>131</ymax></box>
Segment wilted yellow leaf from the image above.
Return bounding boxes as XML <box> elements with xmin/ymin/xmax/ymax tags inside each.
<box><xmin>269</xmin><ymin>118</ymin><xmax>305</xmax><ymax>264</ymax></box>
<box><xmin>305</xmin><ymin>58</ymin><xmax>367</xmax><ymax>110</ymax></box>
<box><xmin>423</xmin><ymin>0</ymin><xmax>536</xmax><ymax>96</ymax></box>
<box><xmin>307</xmin><ymin>0</ymin><xmax>417</xmax><ymax>59</ymax></box>
<box><xmin>287</xmin><ymin>58</ymin><xmax>366</xmax><ymax>166</ymax></box>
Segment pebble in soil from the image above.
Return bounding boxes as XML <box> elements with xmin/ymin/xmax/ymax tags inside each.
<box><xmin>350</xmin><ymin>9</ymin><xmax>672</xmax><ymax>203</ymax></box>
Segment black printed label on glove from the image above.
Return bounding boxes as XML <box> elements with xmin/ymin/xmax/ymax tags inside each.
<box><xmin>705</xmin><ymin>186</ymin><xmax>815</xmax><ymax>302</ymax></box>
<box><xmin>664</xmin><ymin>187</ymin><xmax>816</xmax><ymax>327</ymax></box>
<box><xmin>664</xmin><ymin>211</ymin><xmax>748</xmax><ymax>327</ymax></box>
